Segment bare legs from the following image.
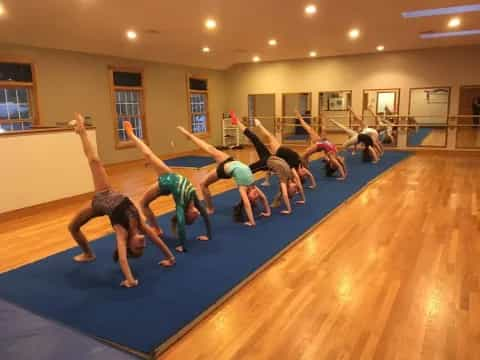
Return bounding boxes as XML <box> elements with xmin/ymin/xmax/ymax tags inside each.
<box><xmin>124</xmin><ymin>121</ymin><xmax>172</xmax><ymax>176</ymax></box>
<box><xmin>177</xmin><ymin>126</ymin><xmax>227</xmax><ymax>214</ymax></box>
<box><xmin>70</xmin><ymin>112</ymin><xmax>110</xmax><ymax>262</ymax></box>
<box><xmin>139</xmin><ymin>184</ymin><xmax>164</xmax><ymax>236</ymax></box>
<box><xmin>253</xmin><ymin>119</ymin><xmax>281</xmax><ymax>153</ymax></box>
<box><xmin>329</xmin><ymin>118</ymin><xmax>358</xmax><ymax>150</ymax></box>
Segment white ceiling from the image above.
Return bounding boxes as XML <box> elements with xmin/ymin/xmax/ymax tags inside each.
<box><xmin>1</xmin><ymin>0</ymin><xmax>480</xmax><ymax>69</ymax></box>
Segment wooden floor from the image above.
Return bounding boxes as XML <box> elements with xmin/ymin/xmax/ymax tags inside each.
<box><xmin>2</xmin><ymin>150</ymin><xmax>480</xmax><ymax>359</ymax></box>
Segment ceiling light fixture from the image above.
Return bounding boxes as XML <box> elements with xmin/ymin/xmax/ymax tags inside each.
<box><xmin>252</xmin><ymin>56</ymin><xmax>261</xmax><ymax>62</ymax></box>
<box><xmin>205</xmin><ymin>18</ymin><xmax>217</xmax><ymax>30</ymax></box>
<box><xmin>202</xmin><ymin>47</ymin><xmax>211</xmax><ymax>53</ymax></box>
<box><xmin>448</xmin><ymin>17</ymin><xmax>461</xmax><ymax>28</ymax></box>
<box><xmin>268</xmin><ymin>39</ymin><xmax>278</xmax><ymax>46</ymax></box>
<box><xmin>126</xmin><ymin>30</ymin><xmax>137</xmax><ymax>40</ymax></box>
<box><xmin>402</xmin><ymin>5</ymin><xmax>480</xmax><ymax>18</ymax></box>
<box><xmin>305</xmin><ymin>4</ymin><xmax>317</xmax><ymax>15</ymax></box>
<box><xmin>420</xmin><ymin>29</ymin><xmax>480</xmax><ymax>39</ymax></box>
<box><xmin>349</xmin><ymin>28</ymin><xmax>360</xmax><ymax>39</ymax></box>
<box><xmin>0</xmin><ymin>4</ymin><xmax>6</xmax><ymax>16</ymax></box>
<box><xmin>309</xmin><ymin>51</ymin><xmax>317</xmax><ymax>57</ymax></box>
<box><xmin>376</xmin><ymin>45</ymin><xmax>385</xmax><ymax>51</ymax></box>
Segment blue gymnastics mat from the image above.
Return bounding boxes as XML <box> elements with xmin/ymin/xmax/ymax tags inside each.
<box><xmin>0</xmin><ymin>299</ymin><xmax>139</xmax><ymax>360</ymax></box>
<box><xmin>163</xmin><ymin>155</ymin><xmax>215</xmax><ymax>169</ymax></box>
<box><xmin>407</xmin><ymin>127</ymin><xmax>432</xmax><ymax>146</ymax></box>
<box><xmin>0</xmin><ymin>151</ymin><xmax>411</xmax><ymax>357</ymax></box>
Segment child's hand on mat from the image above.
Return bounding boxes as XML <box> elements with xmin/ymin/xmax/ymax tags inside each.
<box><xmin>308</xmin><ymin>184</ymin><xmax>316</xmax><ymax>189</ymax></box>
<box><xmin>197</xmin><ymin>235</ymin><xmax>209</xmax><ymax>241</ymax></box>
<box><xmin>336</xmin><ymin>177</ymin><xmax>346</xmax><ymax>181</ymax></box>
<box><xmin>244</xmin><ymin>221</ymin><xmax>255</xmax><ymax>227</ymax></box>
<box><xmin>280</xmin><ymin>210</ymin><xmax>292</xmax><ymax>215</ymax></box>
<box><xmin>120</xmin><ymin>279</ymin><xmax>138</xmax><ymax>288</ymax></box>
<box><xmin>260</xmin><ymin>212</ymin><xmax>271</xmax><ymax>217</ymax></box>
<box><xmin>159</xmin><ymin>258</ymin><xmax>176</xmax><ymax>266</ymax></box>
<box><xmin>296</xmin><ymin>200</ymin><xmax>305</xmax><ymax>205</ymax></box>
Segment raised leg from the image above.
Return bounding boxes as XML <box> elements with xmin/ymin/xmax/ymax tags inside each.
<box><xmin>124</xmin><ymin>121</ymin><xmax>172</xmax><ymax>176</ymax></box>
<box><xmin>177</xmin><ymin>126</ymin><xmax>230</xmax><ymax>163</ymax></box>
<box><xmin>73</xmin><ymin>113</ymin><xmax>110</xmax><ymax>192</ymax></box>
<box><xmin>295</xmin><ymin>110</ymin><xmax>320</xmax><ymax>142</ymax></box>
<box><xmin>329</xmin><ymin>118</ymin><xmax>358</xmax><ymax>138</ymax></box>
<box><xmin>254</xmin><ymin>118</ymin><xmax>281</xmax><ymax>153</ymax></box>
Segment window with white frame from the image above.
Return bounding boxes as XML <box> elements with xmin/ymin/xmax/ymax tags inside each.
<box><xmin>0</xmin><ymin>62</ymin><xmax>37</xmax><ymax>132</ymax></box>
<box><xmin>110</xmin><ymin>69</ymin><xmax>147</xmax><ymax>146</ymax></box>
<box><xmin>188</xmin><ymin>76</ymin><xmax>209</xmax><ymax>134</ymax></box>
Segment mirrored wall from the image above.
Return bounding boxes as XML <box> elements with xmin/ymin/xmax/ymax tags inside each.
<box><xmin>363</xmin><ymin>88</ymin><xmax>400</xmax><ymax>146</ymax></box>
<box><xmin>407</xmin><ymin>87</ymin><xmax>450</xmax><ymax>147</ymax></box>
<box><xmin>320</xmin><ymin>90</ymin><xmax>352</xmax><ymax>145</ymax></box>
<box><xmin>456</xmin><ymin>85</ymin><xmax>480</xmax><ymax>149</ymax></box>
<box><xmin>247</xmin><ymin>94</ymin><xmax>275</xmax><ymax>138</ymax></box>
<box><xmin>282</xmin><ymin>92</ymin><xmax>312</xmax><ymax>143</ymax></box>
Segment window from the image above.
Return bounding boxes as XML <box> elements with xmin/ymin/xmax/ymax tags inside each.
<box><xmin>188</xmin><ymin>76</ymin><xmax>209</xmax><ymax>134</ymax></box>
<box><xmin>0</xmin><ymin>62</ymin><xmax>37</xmax><ymax>132</ymax></box>
<box><xmin>109</xmin><ymin>68</ymin><xmax>147</xmax><ymax>147</ymax></box>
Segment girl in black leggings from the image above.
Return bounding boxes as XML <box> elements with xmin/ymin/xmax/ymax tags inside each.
<box><xmin>236</xmin><ymin>120</ymin><xmax>304</xmax><ymax>214</ymax></box>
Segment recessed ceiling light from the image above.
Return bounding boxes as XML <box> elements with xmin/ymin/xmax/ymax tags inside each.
<box><xmin>202</xmin><ymin>47</ymin><xmax>211</xmax><ymax>53</ymax></box>
<box><xmin>402</xmin><ymin>5</ymin><xmax>480</xmax><ymax>18</ymax></box>
<box><xmin>205</xmin><ymin>18</ymin><xmax>217</xmax><ymax>30</ymax></box>
<box><xmin>126</xmin><ymin>30</ymin><xmax>137</xmax><ymax>40</ymax></box>
<box><xmin>252</xmin><ymin>56</ymin><xmax>261</xmax><ymax>63</ymax></box>
<box><xmin>448</xmin><ymin>17</ymin><xmax>461</xmax><ymax>28</ymax></box>
<box><xmin>305</xmin><ymin>4</ymin><xmax>317</xmax><ymax>15</ymax></box>
<box><xmin>376</xmin><ymin>45</ymin><xmax>385</xmax><ymax>51</ymax></box>
<box><xmin>0</xmin><ymin>4</ymin><xmax>5</xmax><ymax>16</ymax></box>
<box><xmin>309</xmin><ymin>51</ymin><xmax>317</xmax><ymax>57</ymax></box>
<box><xmin>349</xmin><ymin>28</ymin><xmax>360</xmax><ymax>39</ymax></box>
<box><xmin>420</xmin><ymin>29</ymin><xmax>480</xmax><ymax>39</ymax></box>
<box><xmin>268</xmin><ymin>39</ymin><xmax>278</xmax><ymax>46</ymax></box>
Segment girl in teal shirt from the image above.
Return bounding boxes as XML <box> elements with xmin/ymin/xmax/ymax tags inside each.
<box><xmin>177</xmin><ymin>126</ymin><xmax>271</xmax><ymax>227</ymax></box>
<box><xmin>124</xmin><ymin>122</ymin><xmax>211</xmax><ymax>253</ymax></box>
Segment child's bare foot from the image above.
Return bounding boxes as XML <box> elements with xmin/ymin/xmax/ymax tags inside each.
<box><xmin>159</xmin><ymin>258</ymin><xmax>176</xmax><ymax>266</ymax></box>
<box><xmin>206</xmin><ymin>207</ymin><xmax>215</xmax><ymax>215</ymax></box>
<box><xmin>197</xmin><ymin>235</ymin><xmax>209</xmax><ymax>241</ymax></box>
<box><xmin>73</xmin><ymin>112</ymin><xmax>86</xmax><ymax>133</ymax></box>
<box><xmin>280</xmin><ymin>210</ymin><xmax>292</xmax><ymax>215</ymax></box>
<box><xmin>73</xmin><ymin>253</ymin><xmax>96</xmax><ymax>263</ymax></box>
<box><xmin>254</xmin><ymin>118</ymin><xmax>261</xmax><ymax>127</ymax></box>
<box><xmin>123</xmin><ymin>121</ymin><xmax>134</xmax><ymax>138</ymax></box>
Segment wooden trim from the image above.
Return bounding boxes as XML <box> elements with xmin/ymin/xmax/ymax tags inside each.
<box><xmin>0</xmin><ymin>126</ymin><xmax>95</xmax><ymax>137</ymax></box>
<box><xmin>0</xmin><ymin>60</ymin><xmax>41</xmax><ymax>125</ymax></box>
<box><xmin>407</xmin><ymin>86</ymin><xmax>451</xmax><ymax>148</ymax></box>
<box><xmin>0</xmin><ymin>81</ymin><xmax>34</xmax><ymax>87</ymax></box>
<box><xmin>186</xmin><ymin>74</ymin><xmax>210</xmax><ymax>136</ymax></box>
<box><xmin>108</xmin><ymin>66</ymin><xmax>149</xmax><ymax>150</ymax></box>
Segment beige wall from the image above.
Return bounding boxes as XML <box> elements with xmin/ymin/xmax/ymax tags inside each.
<box><xmin>1</xmin><ymin>129</ymin><xmax>96</xmax><ymax>213</ymax></box>
<box><xmin>0</xmin><ymin>43</ymin><xmax>227</xmax><ymax>164</ymax></box>
<box><xmin>225</xmin><ymin>45</ymin><xmax>480</xmax><ymax>120</ymax></box>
